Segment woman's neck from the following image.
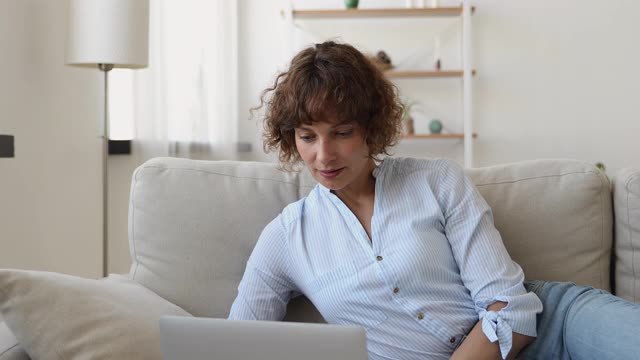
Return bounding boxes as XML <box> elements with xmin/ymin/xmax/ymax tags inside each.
<box><xmin>332</xmin><ymin>159</ymin><xmax>377</xmax><ymax>206</ymax></box>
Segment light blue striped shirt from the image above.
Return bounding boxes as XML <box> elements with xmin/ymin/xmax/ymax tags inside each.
<box><xmin>229</xmin><ymin>157</ymin><xmax>543</xmax><ymax>360</ymax></box>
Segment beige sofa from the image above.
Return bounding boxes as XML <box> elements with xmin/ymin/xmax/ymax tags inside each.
<box><xmin>1</xmin><ymin>157</ymin><xmax>639</xmax><ymax>359</ymax></box>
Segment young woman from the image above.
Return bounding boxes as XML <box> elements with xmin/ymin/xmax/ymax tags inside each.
<box><xmin>228</xmin><ymin>41</ymin><xmax>640</xmax><ymax>360</ymax></box>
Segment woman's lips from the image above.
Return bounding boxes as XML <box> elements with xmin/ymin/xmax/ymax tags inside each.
<box><xmin>318</xmin><ymin>168</ymin><xmax>344</xmax><ymax>179</ymax></box>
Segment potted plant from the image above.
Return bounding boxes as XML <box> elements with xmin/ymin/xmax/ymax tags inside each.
<box><xmin>401</xmin><ymin>98</ymin><xmax>420</xmax><ymax>135</ymax></box>
<box><xmin>344</xmin><ymin>0</ymin><xmax>359</xmax><ymax>9</ymax></box>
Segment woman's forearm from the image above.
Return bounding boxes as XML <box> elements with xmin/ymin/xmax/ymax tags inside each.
<box><xmin>449</xmin><ymin>302</ymin><xmax>534</xmax><ymax>360</ymax></box>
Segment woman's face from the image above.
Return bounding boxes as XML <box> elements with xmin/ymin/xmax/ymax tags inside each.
<box><xmin>294</xmin><ymin>120</ymin><xmax>374</xmax><ymax>193</ymax></box>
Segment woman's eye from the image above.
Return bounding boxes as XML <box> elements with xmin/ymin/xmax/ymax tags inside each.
<box><xmin>336</xmin><ymin>130</ymin><xmax>353</xmax><ymax>137</ymax></box>
<box><xmin>299</xmin><ymin>135</ymin><xmax>314</xmax><ymax>142</ymax></box>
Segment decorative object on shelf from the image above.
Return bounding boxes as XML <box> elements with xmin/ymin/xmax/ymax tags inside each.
<box><xmin>429</xmin><ymin>119</ymin><xmax>443</xmax><ymax>134</ymax></box>
<box><xmin>401</xmin><ymin>98</ymin><xmax>421</xmax><ymax>135</ymax></box>
<box><xmin>433</xmin><ymin>36</ymin><xmax>441</xmax><ymax>70</ymax></box>
<box><xmin>368</xmin><ymin>50</ymin><xmax>393</xmax><ymax>71</ymax></box>
<box><xmin>403</xmin><ymin>118</ymin><xmax>415</xmax><ymax>135</ymax></box>
<box><xmin>595</xmin><ymin>162</ymin><xmax>606</xmax><ymax>173</ymax></box>
<box><xmin>344</xmin><ymin>0</ymin><xmax>359</xmax><ymax>9</ymax></box>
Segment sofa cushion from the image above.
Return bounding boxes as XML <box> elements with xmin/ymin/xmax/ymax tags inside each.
<box><xmin>128</xmin><ymin>158</ymin><xmax>317</xmax><ymax>319</ymax></box>
<box><xmin>613</xmin><ymin>168</ymin><xmax>640</xmax><ymax>303</ymax></box>
<box><xmin>0</xmin><ymin>321</ymin><xmax>28</xmax><ymax>360</ymax></box>
<box><xmin>0</xmin><ymin>270</ymin><xmax>191</xmax><ymax>360</ymax></box>
<box><xmin>466</xmin><ymin>159</ymin><xmax>612</xmax><ymax>291</ymax></box>
<box><xmin>128</xmin><ymin>158</ymin><xmax>613</xmax><ymax>324</ymax></box>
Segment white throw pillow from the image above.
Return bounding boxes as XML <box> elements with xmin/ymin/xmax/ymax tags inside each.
<box><xmin>0</xmin><ymin>270</ymin><xmax>191</xmax><ymax>360</ymax></box>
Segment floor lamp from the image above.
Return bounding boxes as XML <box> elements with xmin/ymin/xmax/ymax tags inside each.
<box><xmin>65</xmin><ymin>0</ymin><xmax>149</xmax><ymax>277</ymax></box>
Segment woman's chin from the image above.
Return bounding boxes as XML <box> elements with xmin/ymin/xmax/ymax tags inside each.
<box><xmin>314</xmin><ymin>176</ymin><xmax>343</xmax><ymax>191</ymax></box>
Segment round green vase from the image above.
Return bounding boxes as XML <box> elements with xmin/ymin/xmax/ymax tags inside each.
<box><xmin>429</xmin><ymin>119</ymin><xmax>443</xmax><ymax>134</ymax></box>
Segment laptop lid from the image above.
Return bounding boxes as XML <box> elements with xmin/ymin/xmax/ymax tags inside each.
<box><xmin>159</xmin><ymin>316</ymin><xmax>368</xmax><ymax>360</ymax></box>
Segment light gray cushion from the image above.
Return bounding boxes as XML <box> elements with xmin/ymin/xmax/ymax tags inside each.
<box><xmin>130</xmin><ymin>157</ymin><xmax>614</xmax><ymax>325</ymax></box>
<box><xmin>0</xmin><ymin>321</ymin><xmax>28</xmax><ymax>360</ymax></box>
<box><xmin>128</xmin><ymin>158</ymin><xmax>317</xmax><ymax>319</ymax></box>
<box><xmin>613</xmin><ymin>168</ymin><xmax>640</xmax><ymax>303</ymax></box>
<box><xmin>0</xmin><ymin>270</ymin><xmax>191</xmax><ymax>360</ymax></box>
<box><xmin>467</xmin><ymin>159</ymin><xmax>612</xmax><ymax>290</ymax></box>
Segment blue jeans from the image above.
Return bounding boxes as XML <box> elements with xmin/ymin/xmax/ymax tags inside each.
<box><xmin>517</xmin><ymin>280</ymin><xmax>640</xmax><ymax>360</ymax></box>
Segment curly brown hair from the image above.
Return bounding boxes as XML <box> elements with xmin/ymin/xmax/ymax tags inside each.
<box><xmin>254</xmin><ymin>41</ymin><xmax>404</xmax><ymax>170</ymax></box>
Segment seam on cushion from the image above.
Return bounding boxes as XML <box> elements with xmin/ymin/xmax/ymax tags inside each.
<box><xmin>473</xmin><ymin>170</ymin><xmax>598</xmax><ymax>187</ymax></box>
<box><xmin>598</xmin><ymin>173</ymin><xmax>605</xmax><ymax>290</ymax></box>
<box><xmin>0</xmin><ymin>343</ymin><xmax>19</xmax><ymax>357</ymax></box>
<box><xmin>625</xmin><ymin>175</ymin><xmax>637</xmax><ymax>302</ymax></box>
<box><xmin>0</xmin><ymin>295</ymin><xmax>25</xmax><ymax>358</ymax></box>
<box><xmin>625</xmin><ymin>173</ymin><xmax>640</xmax><ymax>196</ymax></box>
<box><xmin>131</xmin><ymin>169</ymin><xmax>140</xmax><ymax>280</ymax></box>
<box><xmin>140</xmin><ymin>165</ymin><xmax>314</xmax><ymax>188</ymax></box>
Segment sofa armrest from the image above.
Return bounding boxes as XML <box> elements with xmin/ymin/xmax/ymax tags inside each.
<box><xmin>0</xmin><ymin>321</ymin><xmax>29</xmax><ymax>360</ymax></box>
<box><xmin>613</xmin><ymin>167</ymin><xmax>640</xmax><ymax>304</ymax></box>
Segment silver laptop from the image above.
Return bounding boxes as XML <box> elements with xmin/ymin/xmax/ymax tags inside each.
<box><xmin>159</xmin><ymin>316</ymin><xmax>368</xmax><ymax>360</ymax></box>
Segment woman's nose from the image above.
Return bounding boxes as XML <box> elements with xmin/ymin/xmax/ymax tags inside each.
<box><xmin>316</xmin><ymin>140</ymin><xmax>336</xmax><ymax>164</ymax></box>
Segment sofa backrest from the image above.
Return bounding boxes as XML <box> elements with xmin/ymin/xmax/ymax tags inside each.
<box><xmin>128</xmin><ymin>158</ymin><xmax>613</xmax><ymax>320</ymax></box>
<box><xmin>466</xmin><ymin>160</ymin><xmax>612</xmax><ymax>291</ymax></box>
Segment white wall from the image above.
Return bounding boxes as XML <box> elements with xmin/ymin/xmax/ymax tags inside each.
<box><xmin>472</xmin><ymin>0</ymin><xmax>640</xmax><ymax>173</ymax></box>
<box><xmin>0</xmin><ymin>0</ymin><xmax>102</xmax><ymax>278</ymax></box>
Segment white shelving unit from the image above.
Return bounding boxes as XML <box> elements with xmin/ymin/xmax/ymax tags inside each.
<box><xmin>283</xmin><ymin>1</ymin><xmax>475</xmax><ymax>167</ymax></box>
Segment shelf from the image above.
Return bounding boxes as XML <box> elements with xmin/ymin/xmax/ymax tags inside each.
<box><xmin>292</xmin><ymin>7</ymin><xmax>474</xmax><ymax>19</ymax></box>
<box><xmin>285</xmin><ymin>2</ymin><xmax>477</xmax><ymax>167</ymax></box>
<box><xmin>402</xmin><ymin>133</ymin><xmax>477</xmax><ymax>139</ymax></box>
<box><xmin>385</xmin><ymin>70</ymin><xmax>476</xmax><ymax>78</ymax></box>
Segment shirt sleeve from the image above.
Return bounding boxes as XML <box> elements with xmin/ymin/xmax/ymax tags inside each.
<box><xmin>435</xmin><ymin>160</ymin><xmax>543</xmax><ymax>359</ymax></box>
<box><xmin>228</xmin><ymin>215</ymin><xmax>299</xmax><ymax>321</ymax></box>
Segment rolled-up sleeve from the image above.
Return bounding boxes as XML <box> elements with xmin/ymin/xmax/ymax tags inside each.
<box><xmin>228</xmin><ymin>215</ymin><xmax>299</xmax><ymax>321</ymax></box>
<box><xmin>436</xmin><ymin>160</ymin><xmax>543</xmax><ymax>359</ymax></box>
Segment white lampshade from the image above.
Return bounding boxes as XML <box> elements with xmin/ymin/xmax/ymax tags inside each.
<box><xmin>66</xmin><ymin>0</ymin><xmax>149</xmax><ymax>68</ymax></box>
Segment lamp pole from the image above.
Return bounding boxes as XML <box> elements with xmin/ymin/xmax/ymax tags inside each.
<box><xmin>99</xmin><ymin>63</ymin><xmax>113</xmax><ymax>277</ymax></box>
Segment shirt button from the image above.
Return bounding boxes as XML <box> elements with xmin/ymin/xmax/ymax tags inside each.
<box><xmin>417</xmin><ymin>312</ymin><xmax>424</xmax><ymax>320</ymax></box>
<box><xmin>376</xmin><ymin>255</ymin><xmax>383</xmax><ymax>261</ymax></box>
<box><xmin>449</xmin><ymin>337</ymin><xmax>456</xmax><ymax>344</ymax></box>
<box><xmin>393</xmin><ymin>287</ymin><xmax>400</xmax><ymax>294</ymax></box>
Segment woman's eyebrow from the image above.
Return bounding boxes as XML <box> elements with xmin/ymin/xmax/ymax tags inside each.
<box><xmin>332</xmin><ymin>123</ymin><xmax>354</xmax><ymax>129</ymax></box>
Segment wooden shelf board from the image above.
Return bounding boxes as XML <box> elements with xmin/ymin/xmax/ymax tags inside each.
<box><xmin>402</xmin><ymin>133</ymin><xmax>478</xmax><ymax>139</ymax></box>
<box><xmin>292</xmin><ymin>7</ymin><xmax>475</xmax><ymax>19</ymax></box>
<box><xmin>385</xmin><ymin>70</ymin><xmax>476</xmax><ymax>78</ymax></box>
